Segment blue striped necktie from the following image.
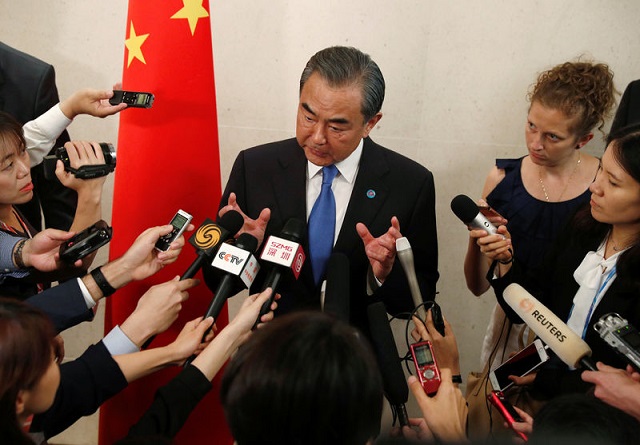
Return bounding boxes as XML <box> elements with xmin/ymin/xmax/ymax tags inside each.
<box><xmin>308</xmin><ymin>164</ymin><xmax>339</xmax><ymax>285</ymax></box>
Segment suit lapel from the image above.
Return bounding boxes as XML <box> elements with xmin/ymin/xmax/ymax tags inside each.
<box><xmin>269</xmin><ymin>140</ymin><xmax>308</xmax><ymax>225</ymax></box>
<box><xmin>335</xmin><ymin>137</ymin><xmax>389</xmax><ymax>254</ymax></box>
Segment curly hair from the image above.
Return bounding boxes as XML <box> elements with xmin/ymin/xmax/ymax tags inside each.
<box><xmin>527</xmin><ymin>59</ymin><xmax>616</xmax><ymax>139</ymax></box>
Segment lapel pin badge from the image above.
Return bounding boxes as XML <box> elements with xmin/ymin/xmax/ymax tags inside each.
<box><xmin>366</xmin><ymin>189</ymin><xmax>376</xmax><ymax>199</ymax></box>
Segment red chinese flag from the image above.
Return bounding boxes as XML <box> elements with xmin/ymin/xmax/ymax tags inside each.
<box><xmin>99</xmin><ymin>1</ymin><xmax>231</xmax><ymax>443</ymax></box>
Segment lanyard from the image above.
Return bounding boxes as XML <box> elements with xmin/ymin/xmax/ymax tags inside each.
<box><xmin>570</xmin><ymin>264</ymin><xmax>617</xmax><ymax>339</ymax></box>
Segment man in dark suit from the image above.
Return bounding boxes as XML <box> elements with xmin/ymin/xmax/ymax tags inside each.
<box><xmin>215</xmin><ymin>46</ymin><xmax>439</xmax><ymax>334</ymax></box>
<box><xmin>611</xmin><ymin>79</ymin><xmax>640</xmax><ymax>135</ymax></box>
<box><xmin>0</xmin><ymin>41</ymin><xmax>76</xmax><ymax>231</ymax></box>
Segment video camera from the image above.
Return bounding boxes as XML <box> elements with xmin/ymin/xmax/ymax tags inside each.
<box><xmin>43</xmin><ymin>142</ymin><xmax>116</xmax><ymax>180</ymax></box>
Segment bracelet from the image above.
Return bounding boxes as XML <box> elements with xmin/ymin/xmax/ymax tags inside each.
<box><xmin>498</xmin><ymin>257</ymin><xmax>514</xmax><ymax>265</ymax></box>
<box><xmin>452</xmin><ymin>374</ymin><xmax>463</xmax><ymax>384</ymax></box>
<box><xmin>90</xmin><ymin>266</ymin><xmax>117</xmax><ymax>297</ymax></box>
<box><xmin>13</xmin><ymin>239</ymin><xmax>27</xmax><ymax>269</ymax></box>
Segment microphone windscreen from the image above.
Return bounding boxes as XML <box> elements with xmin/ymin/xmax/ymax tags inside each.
<box><xmin>367</xmin><ymin>302</ymin><xmax>408</xmax><ymax>406</ymax></box>
<box><xmin>235</xmin><ymin>232</ymin><xmax>258</xmax><ymax>253</ymax></box>
<box><xmin>219</xmin><ymin>210</ymin><xmax>244</xmax><ymax>236</ymax></box>
<box><xmin>503</xmin><ymin>283</ymin><xmax>592</xmax><ymax>368</ymax></box>
<box><xmin>450</xmin><ymin>194</ymin><xmax>479</xmax><ymax>224</ymax></box>
<box><xmin>281</xmin><ymin>217</ymin><xmax>306</xmax><ymax>242</ymax></box>
<box><xmin>324</xmin><ymin>253</ymin><xmax>350</xmax><ymax>322</ymax></box>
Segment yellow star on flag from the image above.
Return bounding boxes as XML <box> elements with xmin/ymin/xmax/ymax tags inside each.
<box><xmin>125</xmin><ymin>21</ymin><xmax>150</xmax><ymax>67</ymax></box>
<box><xmin>171</xmin><ymin>0</ymin><xmax>209</xmax><ymax>35</ymax></box>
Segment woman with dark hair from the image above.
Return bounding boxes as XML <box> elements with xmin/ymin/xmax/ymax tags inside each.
<box><xmin>473</xmin><ymin>123</ymin><xmax>640</xmax><ymax>397</ymax></box>
<box><xmin>221</xmin><ymin>311</ymin><xmax>384</xmax><ymax>445</ymax></box>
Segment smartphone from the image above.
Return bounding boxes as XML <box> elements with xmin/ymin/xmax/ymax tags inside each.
<box><xmin>155</xmin><ymin>210</ymin><xmax>193</xmax><ymax>252</ymax></box>
<box><xmin>478</xmin><ymin>204</ymin><xmax>503</xmax><ymax>219</ymax></box>
<box><xmin>487</xmin><ymin>390</ymin><xmax>528</xmax><ymax>441</ymax></box>
<box><xmin>489</xmin><ymin>339</ymin><xmax>549</xmax><ymax>392</ymax></box>
<box><xmin>109</xmin><ymin>90</ymin><xmax>155</xmax><ymax>108</ymax></box>
<box><xmin>410</xmin><ymin>340</ymin><xmax>441</xmax><ymax>395</ymax></box>
<box><xmin>59</xmin><ymin>220</ymin><xmax>113</xmax><ymax>263</ymax></box>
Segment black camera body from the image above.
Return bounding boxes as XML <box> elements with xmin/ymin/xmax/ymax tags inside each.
<box><xmin>59</xmin><ymin>220</ymin><xmax>113</xmax><ymax>263</ymax></box>
<box><xmin>43</xmin><ymin>142</ymin><xmax>116</xmax><ymax>180</ymax></box>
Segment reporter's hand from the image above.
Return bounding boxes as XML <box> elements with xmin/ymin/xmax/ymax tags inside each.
<box><xmin>471</xmin><ymin>224</ymin><xmax>512</xmax><ymax>264</ymax></box>
<box><xmin>119</xmin><ymin>277</ymin><xmax>198</xmax><ymax>347</ymax></box>
<box><xmin>411</xmin><ymin>309</ymin><xmax>460</xmax><ymax>375</ymax></box>
<box><xmin>59</xmin><ymin>87</ymin><xmax>127</xmax><ymax>119</ymax></box>
<box><xmin>167</xmin><ymin>316</ymin><xmax>215</xmax><ymax>366</ymax></box>
<box><xmin>21</xmin><ymin>229</ymin><xmax>81</xmax><ymax>271</ymax></box>
<box><xmin>55</xmin><ymin>141</ymin><xmax>108</xmax><ymax>194</ymax></box>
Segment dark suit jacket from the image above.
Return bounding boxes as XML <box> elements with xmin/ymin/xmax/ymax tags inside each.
<box><xmin>215</xmin><ymin>137</ymin><xmax>439</xmax><ymax>335</ymax></box>
<box><xmin>611</xmin><ymin>79</ymin><xmax>640</xmax><ymax>135</ymax></box>
<box><xmin>490</xmin><ymin>211</ymin><xmax>640</xmax><ymax>396</ymax></box>
<box><xmin>0</xmin><ymin>41</ymin><xmax>76</xmax><ymax>230</ymax></box>
<box><xmin>25</xmin><ymin>278</ymin><xmax>93</xmax><ymax>333</ymax></box>
<box><xmin>30</xmin><ymin>342</ymin><xmax>128</xmax><ymax>439</ymax></box>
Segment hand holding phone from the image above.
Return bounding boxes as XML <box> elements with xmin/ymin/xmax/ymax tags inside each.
<box><xmin>489</xmin><ymin>339</ymin><xmax>549</xmax><ymax>392</ymax></box>
<box><xmin>155</xmin><ymin>210</ymin><xmax>193</xmax><ymax>252</ymax></box>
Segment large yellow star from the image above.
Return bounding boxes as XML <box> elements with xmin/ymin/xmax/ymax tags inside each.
<box><xmin>171</xmin><ymin>0</ymin><xmax>209</xmax><ymax>36</ymax></box>
<box><xmin>125</xmin><ymin>21</ymin><xmax>150</xmax><ymax>67</ymax></box>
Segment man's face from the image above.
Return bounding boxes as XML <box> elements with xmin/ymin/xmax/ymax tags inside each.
<box><xmin>296</xmin><ymin>72</ymin><xmax>381</xmax><ymax>166</ymax></box>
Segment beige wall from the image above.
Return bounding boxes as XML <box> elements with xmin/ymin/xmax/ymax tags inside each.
<box><xmin>2</xmin><ymin>1</ymin><xmax>640</xmax><ymax>443</ymax></box>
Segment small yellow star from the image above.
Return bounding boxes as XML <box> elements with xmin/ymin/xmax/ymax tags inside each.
<box><xmin>125</xmin><ymin>21</ymin><xmax>150</xmax><ymax>67</ymax></box>
<box><xmin>171</xmin><ymin>0</ymin><xmax>209</xmax><ymax>36</ymax></box>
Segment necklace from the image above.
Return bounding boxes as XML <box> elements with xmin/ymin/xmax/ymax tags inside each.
<box><xmin>538</xmin><ymin>151</ymin><xmax>581</xmax><ymax>202</ymax></box>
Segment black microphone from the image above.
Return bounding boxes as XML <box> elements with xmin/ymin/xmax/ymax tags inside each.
<box><xmin>323</xmin><ymin>252</ymin><xmax>350</xmax><ymax>323</ymax></box>
<box><xmin>367</xmin><ymin>301</ymin><xmax>410</xmax><ymax>427</ymax></box>
<box><xmin>203</xmin><ymin>233</ymin><xmax>259</xmax><ymax>321</ymax></box>
<box><xmin>450</xmin><ymin>194</ymin><xmax>499</xmax><ymax>236</ymax></box>
<box><xmin>181</xmin><ymin>211</ymin><xmax>244</xmax><ymax>280</ymax></box>
<box><xmin>255</xmin><ymin>218</ymin><xmax>306</xmax><ymax>322</ymax></box>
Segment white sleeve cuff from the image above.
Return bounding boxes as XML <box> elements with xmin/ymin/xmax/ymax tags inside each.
<box><xmin>103</xmin><ymin>325</ymin><xmax>140</xmax><ymax>355</ymax></box>
<box><xmin>77</xmin><ymin>277</ymin><xmax>97</xmax><ymax>310</ymax></box>
<box><xmin>24</xmin><ymin>104</ymin><xmax>72</xmax><ymax>166</ymax></box>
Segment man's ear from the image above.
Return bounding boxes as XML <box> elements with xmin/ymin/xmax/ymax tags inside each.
<box><xmin>362</xmin><ymin>112</ymin><xmax>383</xmax><ymax>138</ymax></box>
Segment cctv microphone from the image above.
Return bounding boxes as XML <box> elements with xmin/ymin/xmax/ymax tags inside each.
<box><xmin>503</xmin><ymin>283</ymin><xmax>596</xmax><ymax>370</ymax></box>
<box><xmin>181</xmin><ymin>211</ymin><xmax>244</xmax><ymax>280</ymax></box>
<box><xmin>323</xmin><ymin>252</ymin><xmax>350</xmax><ymax>323</ymax></box>
<box><xmin>450</xmin><ymin>194</ymin><xmax>499</xmax><ymax>236</ymax></box>
<box><xmin>255</xmin><ymin>218</ymin><xmax>306</xmax><ymax>322</ymax></box>
<box><xmin>367</xmin><ymin>301</ymin><xmax>410</xmax><ymax>427</ymax></box>
<box><xmin>202</xmin><ymin>233</ymin><xmax>260</xmax><ymax>321</ymax></box>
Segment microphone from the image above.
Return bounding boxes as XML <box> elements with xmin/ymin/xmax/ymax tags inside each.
<box><xmin>395</xmin><ymin>237</ymin><xmax>444</xmax><ymax>335</ymax></box>
<box><xmin>450</xmin><ymin>194</ymin><xmax>499</xmax><ymax>236</ymax></box>
<box><xmin>203</xmin><ymin>233</ymin><xmax>260</xmax><ymax>321</ymax></box>
<box><xmin>323</xmin><ymin>252</ymin><xmax>350</xmax><ymax>323</ymax></box>
<box><xmin>503</xmin><ymin>283</ymin><xmax>596</xmax><ymax>370</ymax></box>
<box><xmin>180</xmin><ymin>211</ymin><xmax>244</xmax><ymax>280</ymax></box>
<box><xmin>255</xmin><ymin>218</ymin><xmax>306</xmax><ymax>321</ymax></box>
<box><xmin>367</xmin><ymin>302</ymin><xmax>409</xmax><ymax>427</ymax></box>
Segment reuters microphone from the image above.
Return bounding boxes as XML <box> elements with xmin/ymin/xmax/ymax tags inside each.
<box><xmin>503</xmin><ymin>283</ymin><xmax>596</xmax><ymax>370</ymax></box>
<box><xmin>181</xmin><ymin>211</ymin><xmax>243</xmax><ymax>280</ymax></box>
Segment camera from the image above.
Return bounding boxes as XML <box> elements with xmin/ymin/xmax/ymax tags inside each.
<box><xmin>594</xmin><ymin>313</ymin><xmax>640</xmax><ymax>370</ymax></box>
<box><xmin>410</xmin><ymin>340</ymin><xmax>441</xmax><ymax>395</ymax></box>
<box><xmin>43</xmin><ymin>142</ymin><xmax>116</xmax><ymax>180</ymax></box>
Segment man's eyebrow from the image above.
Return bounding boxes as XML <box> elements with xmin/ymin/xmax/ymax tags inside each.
<box><xmin>301</xmin><ymin>103</ymin><xmax>316</xmax><ymax>116</ymax></box>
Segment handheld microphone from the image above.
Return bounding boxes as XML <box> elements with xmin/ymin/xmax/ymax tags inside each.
<box><xmin>323</xmin><ymin>252</ymin><xmax>350</xmax><ymax>323</ymax></box>
<box><xmin>180</xmin><ymin>211</ymin><xmax>244</xmax><ymax>280</ymax></box>
<box><xmin>367</xmin><ymin>302</ymin><xmax>409</xmax><ymax>427</ymax></box>
<box><xmin>203</xmin><ymin>233</ymin><xmax>260</xmax><ymax>321</ymax></box>
<box><xmin>255</xmin><ymin>218</ymin><xmax>306</xmax><ymax>321</ymax></box>
<box><xmin>395</xmin><ymin>237</ymin><xmax>444</xmax><ymax>335</ymax></box>
<box><xmin>503</xmin><ymin>283</ymin><xmax>596</xmax><ymax>370</ymax></box>
<box><xmin>450</xmin><ymin>194</ymin><xmax>499</xmax><ymax>236</ymax></box>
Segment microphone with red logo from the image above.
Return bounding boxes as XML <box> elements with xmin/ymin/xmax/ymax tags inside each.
<box><xmin>180</xmin><ymin>211</ymin><xmax>244</xmax><ymax>280</ymax></box>
<box><xmin>203</xmin><ymin>233</ymin><xmax>260</xmax><ymax>321</ymax></box>
<box><xmin>255</xmin><ymin>218</ymin><xmax>306</xmax><ymax>322</ymax></box>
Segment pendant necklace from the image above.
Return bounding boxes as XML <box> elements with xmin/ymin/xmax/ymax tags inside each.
<box><xmin>539</xmin><ymin>151</ymin><xmax>581</xmax><ymax>202</ymax></box>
